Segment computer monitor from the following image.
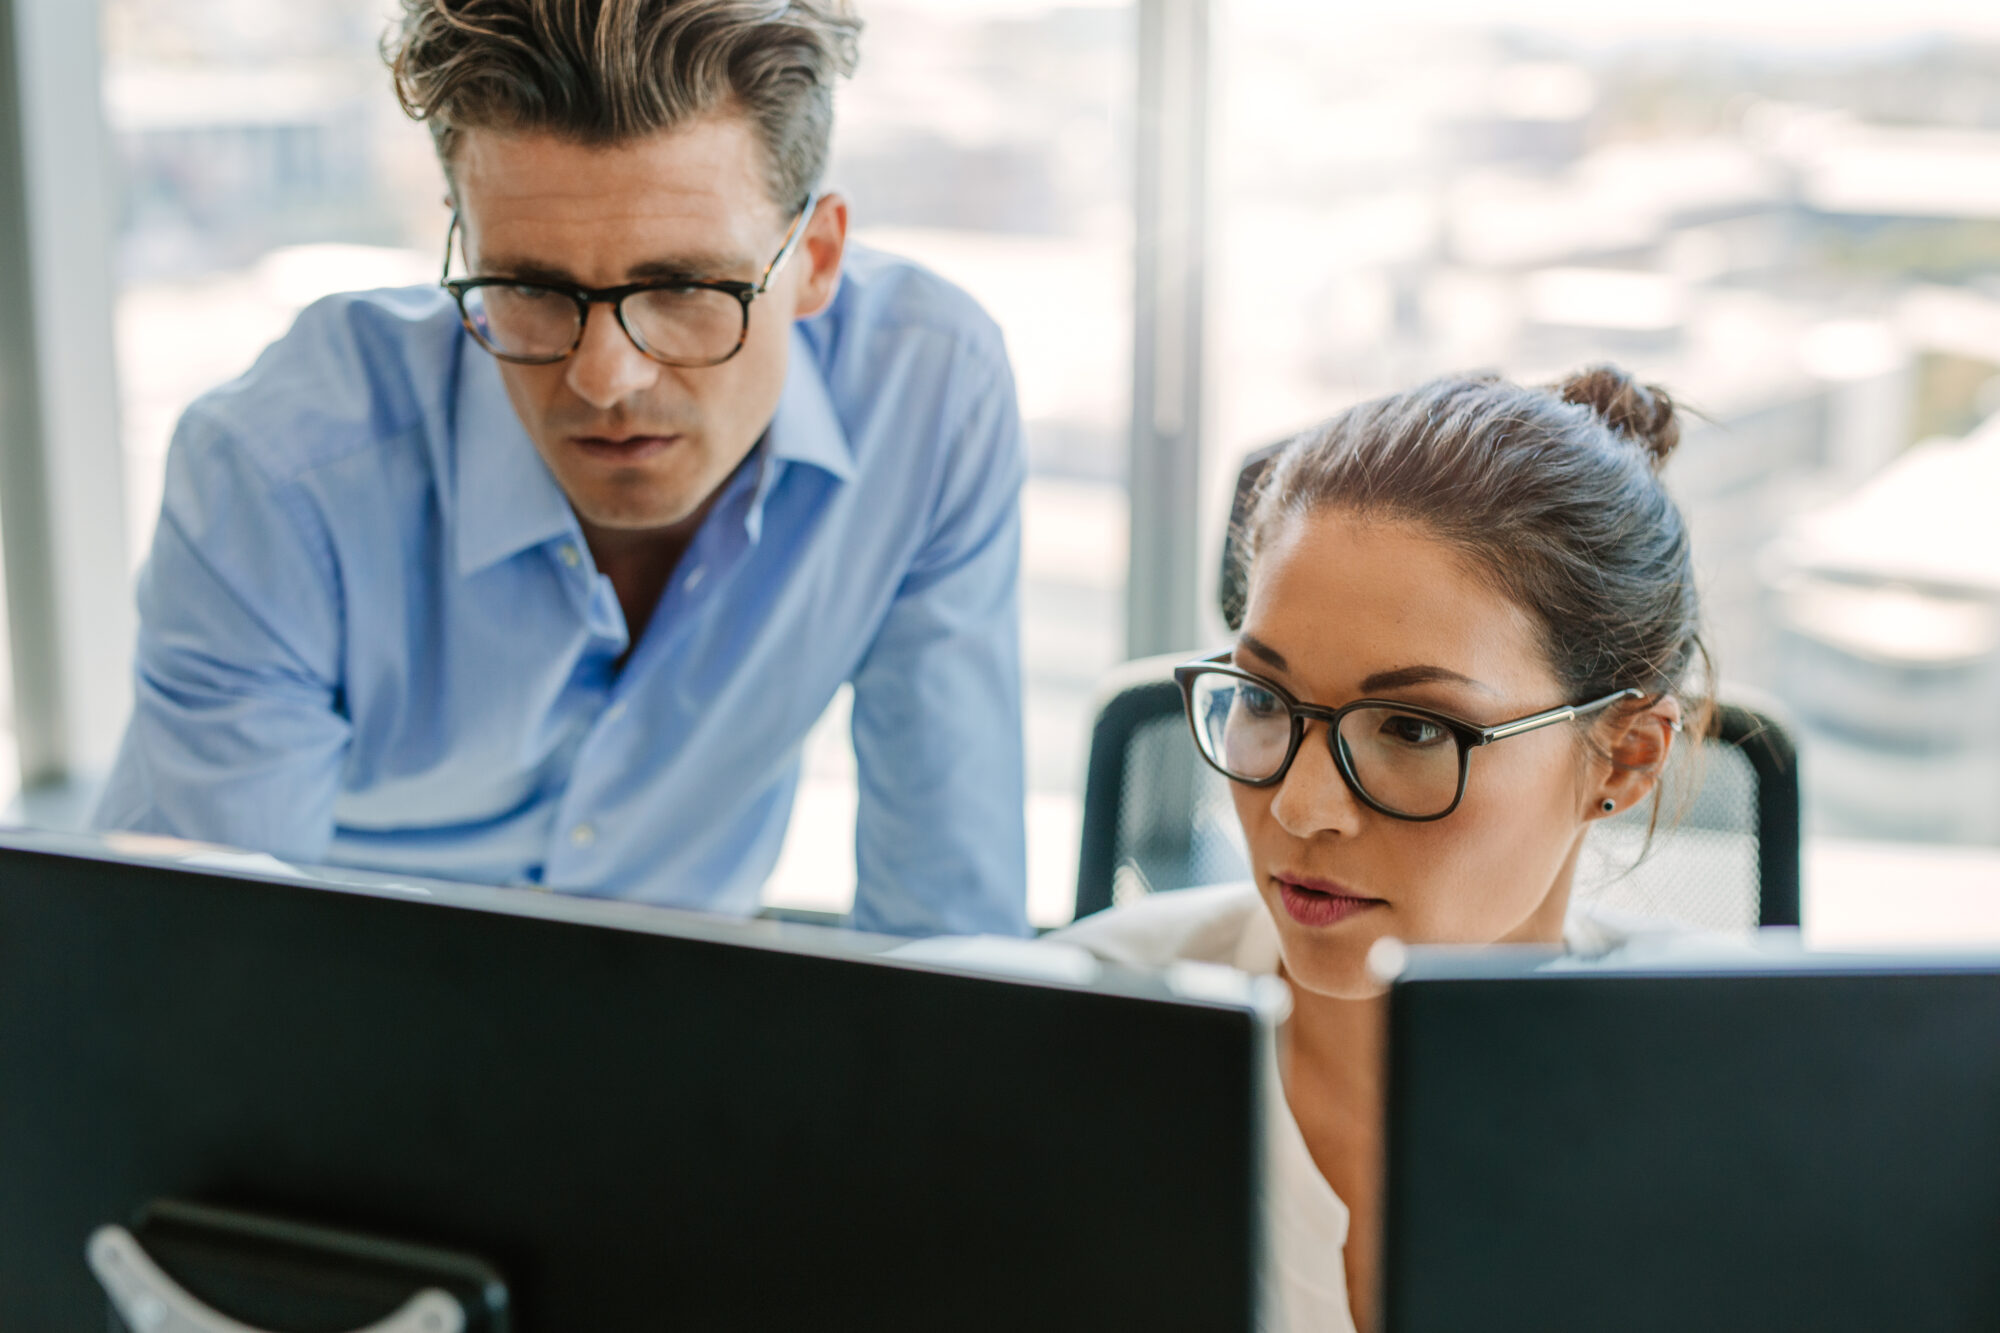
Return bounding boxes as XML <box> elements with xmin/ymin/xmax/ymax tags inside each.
<box><xmin>1382</xmin><ymin>946</ymin><xmax>2000</xmax><ymax>1332</ymax></box>
<box><xmin>0</xmin><ymin>829</ymin><xmax>1280</xmax><ymax>1330</ymax></box>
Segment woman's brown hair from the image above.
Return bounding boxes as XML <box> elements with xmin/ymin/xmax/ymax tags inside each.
<box><xmin>386</xmin><ymin>0</ymin><xmax>862</xmax><ymax>211</ymax></box>
<box><xmin>1241</xmin><ymin>365</ymin><xmax>1708</xmax><ymax>807</ymax></box>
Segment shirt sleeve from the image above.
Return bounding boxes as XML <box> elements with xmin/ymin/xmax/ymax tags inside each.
<box><xmin>92</xmin><ymin>409</ymin><xmax>351</xmax><ymax>862</ymax></box>
<box><xmin>847</xmin><ymin>351</ymin><xmax>1030</xmax><ymax>938</ymax></box>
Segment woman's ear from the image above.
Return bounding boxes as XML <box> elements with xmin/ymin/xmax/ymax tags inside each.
<box><xmin>1591</xmin><ymin>696</ymin><xmax>1683</xmax><ymax>819</ymax></box>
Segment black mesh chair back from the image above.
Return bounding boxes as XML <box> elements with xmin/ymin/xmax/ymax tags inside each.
<box><xmin>1075</xmin><ymin>658</ymin><xmax>1250</xmax><ymax>917</ymax></box>
<box><xmin>1577</xmin><ymin>702</ymin><xmax>1800</xmax><ymax>931</ymax></box>
<box><xmin>1073</xmin><ymin>664</ymin><xmax>1801</xmax><ymax>929</ymax></box>
<box><xmin>1076</xmin><ymin>440</ymin><xmax>1802</xmax><ymax>928</ymax></box>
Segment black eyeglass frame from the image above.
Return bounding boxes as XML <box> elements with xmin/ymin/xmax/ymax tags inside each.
<box><xmin>438</xmin><ymin>192</ymin><xmax>821</xmax><ymax>369</ymax></box>
<box><xmin>1174</xmin><ymin>651</ymin><xmax>1642</xmax><ymax>821</ymax></box>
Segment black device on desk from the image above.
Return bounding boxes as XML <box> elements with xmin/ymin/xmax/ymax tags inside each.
<box><xmin>0</xmin><ymin>830</ymin><xmax>1279</xmax><ymax>1331</ymax></box>
<box><xmin>1382</xmin><ymin>947</ymin><xmax>2000</xmax><ymax>1332</ymax></box>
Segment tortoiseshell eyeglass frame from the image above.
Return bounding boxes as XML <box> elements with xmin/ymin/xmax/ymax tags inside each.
<box><xmin>439</xmin><ymin>192</ymin><xmax>820</xmax><ymax>369</ymax></box>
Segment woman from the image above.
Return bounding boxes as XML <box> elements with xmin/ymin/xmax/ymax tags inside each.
<box><xmin>1055</xmin><ymin>365</ymin><xmax>1702</xmax><ymax>1333</ymax></box>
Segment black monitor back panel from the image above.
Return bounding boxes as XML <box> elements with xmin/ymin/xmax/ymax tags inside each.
<box><xmin>1384</xmin><ymin>959</ymin><xmax>2000</xmax><ymax>1333</ymax></box>
<box><xmin>0</xmin><ymin>839</ymin><xmax>1266</xmax><ymax>1330</ymax></box>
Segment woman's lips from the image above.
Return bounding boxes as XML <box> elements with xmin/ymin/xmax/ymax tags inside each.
<box><xmin>570</xmin><ymin>433</ymin><xmax>680</xmax><ymax>463</ymax></box>
<box><xmin>1275</xmin><ymin>875</ymin><xmax>1385</xmax><ymax>928</ymax></box>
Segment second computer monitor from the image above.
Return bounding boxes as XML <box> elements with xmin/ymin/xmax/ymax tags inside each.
<box><xmin>1384</xmin><ymin>949</ymin><xmax>2000</xmax><ymax>1333</ymax></box>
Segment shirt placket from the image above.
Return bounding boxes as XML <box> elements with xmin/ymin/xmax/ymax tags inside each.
<box><xmin>538</xmin><ymin>533</ymin><xmax>632</xmax><ymax>885</ymax></box>
<box><xmin>539</xmin><ymin>453</ymin><xmax>775</xmax><ymax>890</ymax></box>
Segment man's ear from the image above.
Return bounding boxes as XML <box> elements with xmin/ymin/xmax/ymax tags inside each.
<box><xmin>792</xmin><ymin>192</ymin><xmax>849</xmax><ymax>320</ymax></box>
<box><xmin>1592</xmin><ymin>696</ymin><xmax>1684</xmax><ymax>820</ymax></box>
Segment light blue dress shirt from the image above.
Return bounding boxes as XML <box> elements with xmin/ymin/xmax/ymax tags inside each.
<box><xmin>95</xmin><ymin>244</ymin><xmax>1029</xmax><ymax>937</ymax></box>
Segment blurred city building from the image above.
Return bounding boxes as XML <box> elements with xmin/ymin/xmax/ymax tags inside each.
<box><xmin>1767</xmin><ymin>414</ymin><xmax>2000</xmax><ymax>843</ymax></box>
<box><xmin>1206</xmin><ymin>13</ymin><xmax>2000</xmax><ymax>853</ymax></box>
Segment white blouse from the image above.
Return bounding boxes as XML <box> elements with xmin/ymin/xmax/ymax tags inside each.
<box><xmin>1050</xmin><ymin>884</ymin><xmax>1687</xmax><ymax>1333</ymax></box>
<box><xmin>1052</xmin><ymin>884</ymin><xmax>1358</xmax><ymax>1333</ymax></box>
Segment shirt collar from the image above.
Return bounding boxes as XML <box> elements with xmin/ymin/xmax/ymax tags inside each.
<box><xmin>453</xmin><ymin>341</ymin><xmax>578</xmax><ymax>577</ymax></box>
<box><xmin>762</xmin><ymin>326</ymin><xmax>855</xmax><ymax>485</ymax></box>
<box><xmin>733</xmin><ymin>327</ymin><xmax>855</xmax><ymax>546</ymax></box>
<box><xmin>452</xmin><ymin>325</ymin><xmax>853</xmax><ymax>576</ymax></box>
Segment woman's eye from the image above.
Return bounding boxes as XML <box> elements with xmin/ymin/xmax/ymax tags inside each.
<box><xmin>1239</xmin><ymin>686</ymin><xmax>1284</xmax><ymax>718</ymax></box>
<box><xmin>1379</xmin><ymin>713</ymin><xmax>1447</xmax><ymax>747</ymax></box>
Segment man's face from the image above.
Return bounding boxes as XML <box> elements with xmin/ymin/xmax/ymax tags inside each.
<box><xmin>451</xmin><ymin>117</ymin><xmax>846</xmax><ymax>534</ymax></box>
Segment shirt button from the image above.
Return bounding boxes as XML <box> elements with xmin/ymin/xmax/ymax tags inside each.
<box><xmin>570</xmin><ymin>823</ymin><xmax>597</xmax><ymax>848</ymax></box>
<box><xmin>558</xmin><ymin>543</ymin><xmax>582</xmax><ymax>568</ymax></box>
<box><xmin>603</xmin><ymin>701</ymin><xmax>628</xmax><ymax>724</ymax></box>
<box><xmin>684</xmin><ymin>564</ymin><xmax>706</xmax><ymax>591</ymax></box>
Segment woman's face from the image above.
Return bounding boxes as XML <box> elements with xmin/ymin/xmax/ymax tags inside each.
<box><xmin>1231</xmin><ymin>510</ymin><xmax>1609</xmax><ymax>1000</ymax></box>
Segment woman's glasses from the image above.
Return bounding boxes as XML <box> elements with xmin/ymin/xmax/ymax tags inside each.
<box><xmin>1176</xmin><ymin>652</ymin><xmax>1639</xmax><ymax>821</ymax></box>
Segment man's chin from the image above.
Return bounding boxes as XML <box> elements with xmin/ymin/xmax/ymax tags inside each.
<box><xmin>570</xmin><ymin>493</ymin><xmax>710</xmax><ymax>534</ymax></box>
<box><xmin>540</xmin><ymin>441</ymin><xmax>734</xmax><ymax>537</ymax></box>
<box><xmin>549</xmin><ymin>464</ymin><xmax>717</xmax><ymax>537</ymax></box>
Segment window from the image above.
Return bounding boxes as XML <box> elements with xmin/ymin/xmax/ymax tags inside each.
<box><xmin>1208</xmin><ymin>1</ymin><xmax>2000</xmax><ymax>940</ymax></box>
<box><xmin>105</xmin><ymin>0</ymin><xmax>437</xmax><ymax>561</ymax></box>
<box><xmin>0</xmin><ymin>533</ymin><xmax>15</xmax><ymax>813</ymax></box>
<box><xmin>97</xmin><ymin>0</ymin><xmax>1998</xmax><ymax>939</ymax></box>
<box><xmin>764</xmin><ymin>2</ymin><xmax>1135</xmax><ymax>927</ymax></box>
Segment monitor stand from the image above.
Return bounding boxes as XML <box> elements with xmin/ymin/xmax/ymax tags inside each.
<box><xmin>87</xmin><ymin>1201</ymin><xmax>508</xmax><ymax>1333</ymax></box>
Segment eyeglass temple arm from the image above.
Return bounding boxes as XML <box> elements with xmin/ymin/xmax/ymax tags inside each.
<box><xmin>755</xmin><ymin>192</ymin><xmax>821</xmax><ymax>294</ymax></box>
<box><xmin>1478</xmin><ymin>687</ymin><xmax>1644</xmax><ymax>744</ymax></box>
<box><xmin>440</xmin><ymin>211</ymin><xmax>460</xmax><ymax>286</ymax></box>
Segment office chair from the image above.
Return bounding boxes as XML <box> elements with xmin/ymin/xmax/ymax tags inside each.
<box><xmin>1074</xmin><ymin>443</ymin><xmax>1803</xmax><ymax>931</ymax></box>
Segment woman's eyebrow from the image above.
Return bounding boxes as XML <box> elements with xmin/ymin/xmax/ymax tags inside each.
<box><xmin>1240</xmin><ymin>636</ymin><xmax>1495</xmax><ymax>695</ymax></box>
<box><xmin>1360</xmin><ymin>664</ymin><xmax>1495</xmax><ymax>695</ymax></box>
<box><xmin>1236</xmin><ymin>634</ymin><xmax>1289</xmax><ymax>672</ymax></box>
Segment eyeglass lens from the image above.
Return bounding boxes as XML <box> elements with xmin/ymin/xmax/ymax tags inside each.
<box><xmin>1186</xmin><ymin>671</ymin><xmax>1463</xmax><ymax>817</ymax></box>
<box><xmin>459</xmin><ymin>283</ymin><xmax>745</xmax><ymax>366</ymax></box>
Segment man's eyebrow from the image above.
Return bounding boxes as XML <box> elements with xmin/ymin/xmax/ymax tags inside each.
<box><xmin>1360</xmin><ymin>664</ymin><xmax>1495</xmax><ymax>695</ymax></box>
<box><xmin>627</xmin><ymin>254</ymin><xmax>751</xmax><ymax>282</ymax></box>
<box><xmin>471</xmin><ymin>253</ymin><xmax>752</xmax><ymax>286</ymax></box>
<box><xmin>473</xmin><ymin>257</ymin><xmax>579</xmax><ymax>285</ymax></box>
<box><xmin>1236</xmin><ymin>634</ymin><xmax>1289</xmax><ymax>673</ymax></box>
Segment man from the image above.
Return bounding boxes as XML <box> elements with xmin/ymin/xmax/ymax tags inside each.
<box><xmin>94</xmin><ymin>0</ymin><xmax>1028</xmax><ymax>937</ymax></box>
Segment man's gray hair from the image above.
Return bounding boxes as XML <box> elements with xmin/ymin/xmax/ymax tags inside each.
<box><xmin>387</xmin><ymin>0</ymin><xmax>862</xmax><ymax>211</ymax></box>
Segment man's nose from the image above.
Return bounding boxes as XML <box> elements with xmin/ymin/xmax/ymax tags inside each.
<box><xmin>564</xmin><ymin>302</ymin><xmax>662</xmax><ymax>409</ymax></box>
<box><xmin>1269</xmin><ymin>722</ymin><xmax>1366</xmax><ymax>840</ymax></box>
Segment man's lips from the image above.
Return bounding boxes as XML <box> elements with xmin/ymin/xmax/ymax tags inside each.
<box><xmin>1273</xmin><ymin>873</ymin><xmax>1386</xmax><ymax>928</ymax></box>
<box><xmin>568</xmin><ymin>433</ymin><xmax>682</xmax><ymax>462</ymax></box>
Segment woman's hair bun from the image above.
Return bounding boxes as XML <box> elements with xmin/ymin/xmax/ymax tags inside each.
<box><xmin>1555</xmin><ymin>364</ymin><xmax>1681</xmax><ymax>470</ymax></box>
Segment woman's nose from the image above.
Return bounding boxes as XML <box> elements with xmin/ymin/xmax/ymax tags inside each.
<box><xmin>1268</xmin><ymin>721</ymin><xmax>1365</xmax><ymax>840</ymax></box>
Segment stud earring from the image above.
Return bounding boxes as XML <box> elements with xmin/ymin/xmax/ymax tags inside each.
<box><xmin>1600</xmin><ymin>799</ymin><xmax>1616</xmax><ymax>814</ymax></box>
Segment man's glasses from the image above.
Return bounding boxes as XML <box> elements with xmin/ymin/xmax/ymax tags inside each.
<box><xmin>440</xmin><ymin>193</ymin><xmax>820</xmax><ymax>369</ymax></box>
<box><xmin>1176</xmin><ymin>652</ymin><xmax>1641</xmax><ymax>821</ymax></box>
